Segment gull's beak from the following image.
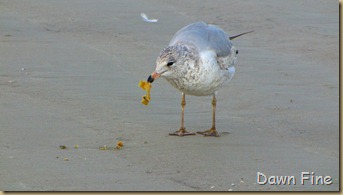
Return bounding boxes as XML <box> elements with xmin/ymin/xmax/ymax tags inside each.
<box><xmin>147</xmin><ymin>71</ymin><xmax>161</xmax><ymax>83</ymax></box>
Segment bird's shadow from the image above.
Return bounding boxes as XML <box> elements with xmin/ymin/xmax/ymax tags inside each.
<box><xmin>218</xmin><ymin>131</ymin><xmax>231</xmax><ymax>136</ymax></box>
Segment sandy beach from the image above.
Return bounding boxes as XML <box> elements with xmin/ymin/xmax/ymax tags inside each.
<box><xmin>0</xmin><ymin>0</ymin><xmax>339</xmax><ymax>191</ymax></box>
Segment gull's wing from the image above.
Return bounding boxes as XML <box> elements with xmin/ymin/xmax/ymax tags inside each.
<box><xmin>169</xmin><ymin>22</ymin><xmax>233</xmax><ymax>57</ymax></box>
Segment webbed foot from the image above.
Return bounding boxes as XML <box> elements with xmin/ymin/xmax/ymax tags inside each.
<box><xmin>197</xmin><ymin>127</ymin><xmax>219</xmax><ymax>137</ymax></box>
<box><xmin>169</xmin><ymin>127</ymin><xmax>196</xmax><ymax>136</ymax></box>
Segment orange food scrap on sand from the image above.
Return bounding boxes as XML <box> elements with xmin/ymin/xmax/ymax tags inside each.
<box><xmin>116</xmin><ymin>141</ymin><xmax>124</xmax><ymax>149</ymax></box>
<box><xmin>138</xmin><ymin>80</ymin><xmax>152</xmax><ymax>105</ymax></box>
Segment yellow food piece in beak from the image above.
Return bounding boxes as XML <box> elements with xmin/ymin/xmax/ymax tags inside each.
<box><xmin>138</xmin><ymin>80</ymin><xmax>152</xmax><ymax>105</ymax></box>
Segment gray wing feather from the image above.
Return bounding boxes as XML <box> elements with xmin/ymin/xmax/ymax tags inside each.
<box><xmin>169</xmin><ymin>22</ymin><xmax>233</xmax><ymax>57</ymax></box>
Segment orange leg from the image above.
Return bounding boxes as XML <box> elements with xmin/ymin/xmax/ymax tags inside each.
<box><xmin>169</xmin><ymin>93</ymin><xmax>195</xmax><ymax>136</ymax></box>
<box><xmin>197</xmin><ymin>94</ymin><xmax>219</xmax><ymax>137</ymax></box>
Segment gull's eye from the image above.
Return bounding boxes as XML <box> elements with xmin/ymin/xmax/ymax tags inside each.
<box><xmin>167</xmin><ymin>61</ymin><xmax>174</xmax><ymax>67</ymax></box>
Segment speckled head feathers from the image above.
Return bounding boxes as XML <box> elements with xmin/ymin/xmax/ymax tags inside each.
<box><xmin>154</xmin><ymin>43</ymin><xmax>198</xmax><ymax>77</ymax></box>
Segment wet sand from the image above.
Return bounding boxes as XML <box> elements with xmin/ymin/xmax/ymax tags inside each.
<box><xmin>0</xmin><ymin>0</ymin><xmax>339</xmax><ymax>191</ymax></box>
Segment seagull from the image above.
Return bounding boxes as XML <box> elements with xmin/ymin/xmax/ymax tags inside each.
<box><xmin>147</xmin><ymin>22</ymin><xmax>252</xmax><ymax>137</ymax></box>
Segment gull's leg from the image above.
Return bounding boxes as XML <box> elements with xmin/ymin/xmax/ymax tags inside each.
<box><xmin>197</xmin><ymin>94</ymin><xmax>219</xmax><ymax>137</ymax></box>
<box><xmin>169</xmin><ymin>93</ymin><xmax>195</xmax><ymax>136</ymax></box>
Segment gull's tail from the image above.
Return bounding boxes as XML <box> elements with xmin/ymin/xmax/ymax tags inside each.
<box><xmin>229</xmin><ymin>31</ymin><xmax>254</xmax><ymax>40</ymax></box>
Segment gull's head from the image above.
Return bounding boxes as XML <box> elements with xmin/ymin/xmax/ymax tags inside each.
<box><xmin>147</xmin><ymin>44</ymin><xmax>193</xmax><ymax>83</ymax></box>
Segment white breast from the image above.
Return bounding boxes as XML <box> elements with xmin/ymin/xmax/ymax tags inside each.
<box><xmin>166</xmin><ymin>50</ymin><xmax>234</xmax><ymax>96</ymax></box>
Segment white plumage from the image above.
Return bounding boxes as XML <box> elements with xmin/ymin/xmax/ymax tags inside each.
<box><xmin>148</xmin><ymin>21</ymin><xmax>242</xmax><ymax>136</ymax></box>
